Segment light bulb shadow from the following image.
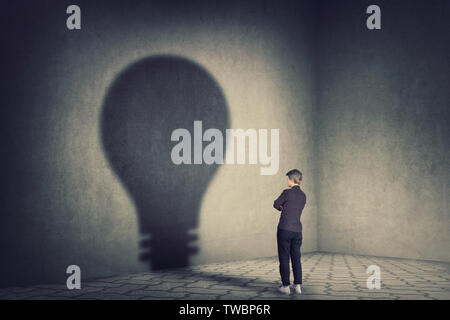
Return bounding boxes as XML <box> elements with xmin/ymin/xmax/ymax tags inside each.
<box><xmin>100</xmin><ymin>55</ymin><xmax>229</xmax><ymax>270</ymax></box>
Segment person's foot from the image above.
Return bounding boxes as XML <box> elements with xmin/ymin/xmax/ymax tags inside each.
<box><xmin>277</xmin><ymin>285</ymin><xmax>291</xmax><ymax>295</ymax></box>
<box><xmin>294</xmin><ymin>284</ymin><xmax>302</xmax><ymax>294</ymax></box>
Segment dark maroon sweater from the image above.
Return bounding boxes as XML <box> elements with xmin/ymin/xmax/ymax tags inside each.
<box><xmin>273</xmin><ymin>185</ymin><xmax>306</xmax><ymax>232</ymax></box>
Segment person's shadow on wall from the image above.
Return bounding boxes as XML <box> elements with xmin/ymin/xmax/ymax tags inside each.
<box><xmin>100</xmin><ymin>55</ymin><xmax>229</xmax><ymax>270</ymax></box>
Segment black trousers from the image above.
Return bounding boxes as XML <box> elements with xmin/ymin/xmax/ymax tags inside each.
<box><xmin>277</xmin><ymin>227</ymin><xmax>303</xmax><ymax>286</ymax></box>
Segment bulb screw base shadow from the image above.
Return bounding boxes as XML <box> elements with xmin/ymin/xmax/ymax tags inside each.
<box><xmin>139</xmin><ymin>230</ymin><xmax>199</xmax><ymax>270</ymax></box>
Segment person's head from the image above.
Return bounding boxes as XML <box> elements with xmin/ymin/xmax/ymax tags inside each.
<box><xmin>286</xmin><ymin>169</ymin><xmax>302</xmax><ymax>187</ymax></box>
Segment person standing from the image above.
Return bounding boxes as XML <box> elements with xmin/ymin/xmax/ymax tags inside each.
<box><xmin>273</xmin><ymin>169</ymin><xmax>306</xmax><ymax>295</ymax></box>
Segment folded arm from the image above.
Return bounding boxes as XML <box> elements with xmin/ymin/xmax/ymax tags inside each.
<box><xmin>273</xmin><ymin>190</ymin><xmax>287</xmax><ymax>211</ymax></box>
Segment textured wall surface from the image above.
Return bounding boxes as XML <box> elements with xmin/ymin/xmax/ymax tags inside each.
<box><xmin>315</xmin><ymin>0</ymin><xmax>450</xmax><ymax>261</ymax></box>
<box><xmin>0</xmin><ymin>0</ymin><xmax>318</xmax><ymax>287</ymax></box>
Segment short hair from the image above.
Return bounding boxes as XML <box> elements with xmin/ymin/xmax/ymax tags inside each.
<box><xmin>286</xmin><ymin>169</ymin><xmax>302</xmax><ymax>184</ymax></box>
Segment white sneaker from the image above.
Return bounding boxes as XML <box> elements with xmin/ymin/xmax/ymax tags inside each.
<box><xmin>277</xmin><ymin>285</ymin><xmax>291</xmax><ymax>295</ymax></box>
<box><xmin>294</xmin><ymin>284</ymin><xmax>302</xmax><ymax>294</ymax></box>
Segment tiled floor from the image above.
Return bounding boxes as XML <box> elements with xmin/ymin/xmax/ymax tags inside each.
<box><xmin>1</xmin><ymin>252</ymin><xmax>449</xmax><ymax>300</ymax></box>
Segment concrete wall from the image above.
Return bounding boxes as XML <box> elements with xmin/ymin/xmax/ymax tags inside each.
<box><xmin>315</xmin><ymin>0</ymin><xmax>450</xmax><ymax>261</ymax></box>
<box><xmin>0</xmin><ymin>0</ymin><xmax>318</xmax><ymax>287</ymax></box>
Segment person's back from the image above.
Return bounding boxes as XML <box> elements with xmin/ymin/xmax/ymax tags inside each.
<box><xmin>274</xmin><ymin>185</ymin><xmax>306</xmax><ymax>233</ymax></box>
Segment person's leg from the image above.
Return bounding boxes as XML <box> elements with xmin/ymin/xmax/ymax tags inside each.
<box><xmin>290</xmin><ymin>231</ymin><xmax>303</xmax><ymax>285</ymax></box>
<box><xmin>277</xmin><ymin>228</ymin><xmax>291</xmax><ymax>286</ymax></box>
